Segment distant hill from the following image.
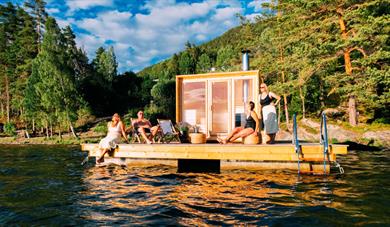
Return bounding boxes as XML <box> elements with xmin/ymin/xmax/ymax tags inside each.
<box><xmin>137</xmin><ymin>21</ymin><xmax>265</xmax><ymax>79</ymax></box>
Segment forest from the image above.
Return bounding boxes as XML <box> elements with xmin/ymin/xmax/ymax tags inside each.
<box><xmin>0</xmin><ymin>0</ymin><xmax>389</xmax><ymax>138</ymax></box>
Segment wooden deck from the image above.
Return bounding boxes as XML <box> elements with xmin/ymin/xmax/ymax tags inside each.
<box><xmin>81</xmin><ymin>143</ymin><xmax>348</xmax><ymax>174</ymax></box>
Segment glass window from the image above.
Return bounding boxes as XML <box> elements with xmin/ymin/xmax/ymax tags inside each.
<box><xmin>212</xmin><ymin>81</ymin><xmax>229</xmax><ymax>133</ymax></box>
<box><xmin>182</xmin><ymin>81</ymin><xmax>206</xmax><ymax>132</ymax></box>
<box><xmin>234</xmin><ymin>79</ymin><xmax>253</xmax><ymax>127</ymax></box>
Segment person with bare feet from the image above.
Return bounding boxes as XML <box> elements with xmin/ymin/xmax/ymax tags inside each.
<box><xmin>132</xmin><ymin>110</ymin><xmax>159</xmax><ymax>144</ymax></box>
<box><xmin>97</xmin><ymin>113</ymin><xmax>128</xmax><ymax>163</ymax></box>
<box><xmin>217</xmin><ymin>101</ymin><xmax>259</xmax><ymax>144</ymax></box>
<box><xmin>259</xmin><ymin>83</ymin><xmax>280</xmax><ymax>144</ymax></box>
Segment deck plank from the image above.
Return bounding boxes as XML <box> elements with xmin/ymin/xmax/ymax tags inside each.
<box><xmin>81</xmin><ymin>143</ymin><xmax>347</xmax><ymax>162</ymax></box>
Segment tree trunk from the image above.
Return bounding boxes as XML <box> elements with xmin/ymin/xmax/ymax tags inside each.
<box><xmin>277</xmin><ymin>3</ymin><xmax>289</xmax><ymax>125</ymax></box>
<box><xmin>299</xmin><ymin>85</ymin><xmax>306</xmax><ymax>119</ymax></box>
<box><xmin>69</xmin><ymin>123</ymin><xmax>78</xmax><ymax>138</ymax></box>
<box><xmin>348</xmin><ymin>96</ymin><xmax>357</xmax><ymax>126</ymax></box>
<box><xmin>50</xmin><ymin>123</ymin><xmax>53</xmax><ymax>138</ymax></box>
<box><xmin>25</xmin><ymin>129</ymin><xmax>30</xmax><ymax>139</ymax></box>
<box><xmin>45</xmin><ymin>122</ymin><xmax>49</xmax><ymax>139</ymax></box>
<box><xmin>32</xmin><ymin>118</ymin><xmax>35</xmax><ymax>133</ymax></box>
<box><xmin>319</xmin><ymin>78</ymin><xmax>325</xmax><ymax>109</ymax></box>
<box><xmin>5</xmin><ymin>73</ymin><xmax>10</xmax><ymax>123</ymax></box>
<box><xmin>0</xmin><ymin>101</ymin><xmax>4</xmax><ymax>118</ymax></box>
<box><xmin>338</xmin><ymin>7</ymin><xmax>357</xmax><ymax>126</ymax></box>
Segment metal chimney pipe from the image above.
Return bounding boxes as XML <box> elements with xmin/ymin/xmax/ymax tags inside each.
<box><xmin>241</xmin><ymin>50</ymin><xmax>250</xmax><ymax>103</ymax></box>
<box><xmin>242</xmin><ymin>50</ymin><xmax>250</xmax><ymax>71</ymax></box>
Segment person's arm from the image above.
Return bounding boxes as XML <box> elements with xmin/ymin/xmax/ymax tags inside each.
<box><xmin>106</xmin><ymin>122</ymin><xmax>111</xmax><ymax>135</ymax></box>
<box><xmin>146</xmin><ymin>120</ymin><xmax>152</xmax><ymax>128</ymax></box>
<box><xmin>251</xmin><ymin>111</ymin><xmax>260</xmax><ymax>133</ymax></box>
<box><xmin>269</xmin><ymin>92</ymin><xmax>281</xmax><ymax>106</ymax></box>
<box><xmin>119</xmin><ymin>121</ymin><xmax>129</xmax><ymax>143</ymax></box>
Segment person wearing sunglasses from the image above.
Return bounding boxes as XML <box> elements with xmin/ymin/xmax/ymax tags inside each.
<box><xmin>259</xmin><ymin>83</ymin><xmax>280</xmax><ymax>144</ymax></box>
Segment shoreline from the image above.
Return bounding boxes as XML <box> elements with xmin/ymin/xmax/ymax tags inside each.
<box><xmin>0</xmin><ymin>118</ymin><xmax>388</xmax><ymax>149</ymax></box>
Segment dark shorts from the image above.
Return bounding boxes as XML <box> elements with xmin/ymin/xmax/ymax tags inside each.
<box><xmin>136</xmin><ymin>127</ymin><xmax>151</xmax><ymax>133</ymax></box>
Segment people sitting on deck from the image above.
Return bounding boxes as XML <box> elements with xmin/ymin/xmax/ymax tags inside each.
<box><xmin>132</xmin><ymin>110</ymin><xmax>160</xmax><ymax>144</ymax></box>
<box><xmin>217</xmin><ymin>101</ymin><xmax>259</xmax><ymax>144</ymax></box>
<box><xmin>97</xmin><ymin>113</ymin><xmax>128</xmax><ymax>163</ymax></box>
<box><xmin>259</xmin><ymin>83</ymin><xmax>281</xmax><ymax>144</ymax></box>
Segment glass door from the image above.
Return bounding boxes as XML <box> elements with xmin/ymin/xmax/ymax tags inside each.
<box><xmin>209</xmin><ymin>80</ymin><xmax>230</xmax><ymax>135</ymax></box>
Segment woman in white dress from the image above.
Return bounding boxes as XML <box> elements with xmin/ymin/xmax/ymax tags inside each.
<box><xmin>97</xmin><ymin>113</ymin><xmax>128</xmax><ymax>163</ymax></box>
<box><xmin>259</xmin><ymin>83</ymin><xmax>280</xmax><ymax>144</ymax></box>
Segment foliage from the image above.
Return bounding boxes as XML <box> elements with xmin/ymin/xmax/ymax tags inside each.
<box><xmin>4</xmin><ymin>122</ymin><xmax>16</xmax><ymax>136</ymax></box>
<box><xmin>93</xmin><ymin>121</ymin><xmax>108</xmax><ymax>134</ymax></box>
<box><xmin>138</xmin><ymin>0</ymin><xmax>390</xmax><ymax>124</ymax></box>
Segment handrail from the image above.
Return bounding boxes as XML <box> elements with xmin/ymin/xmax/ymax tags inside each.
<box><xmin>293</xmin><ymin>114</ymin><xmax>301</xmax><ymax>175</ymax></box>
<box><xmin>320</xmin><ymin>112</ymin><xmax>329</xmax><ymax>175</ymax></box>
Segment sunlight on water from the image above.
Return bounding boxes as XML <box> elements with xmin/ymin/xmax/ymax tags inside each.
<box><xmin>0</xmin><ymin>145</ymin><xmax>389</xmax><ymax>225</ymax></box>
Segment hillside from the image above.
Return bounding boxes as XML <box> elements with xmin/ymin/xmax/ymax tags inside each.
<box><xmin>137</xmin><ymin>1</ymin><xmax>389</xmax><ymax>126</ymax></box>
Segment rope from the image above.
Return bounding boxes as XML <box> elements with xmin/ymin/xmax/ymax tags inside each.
<box><xmin>334</xmin><ymin>161</ymin><xmax>345</xmax><ymax>174</ymax></box>
<box><xmin>81</xmin><ymin>155</ymin><xmax>89</xmax><ymax>166</ymax></box>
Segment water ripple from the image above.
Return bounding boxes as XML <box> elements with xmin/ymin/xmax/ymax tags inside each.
<box><xmin>0</xmin><ymin>146</ymin><xmax>389</xmax><ymax>225</ymax></box>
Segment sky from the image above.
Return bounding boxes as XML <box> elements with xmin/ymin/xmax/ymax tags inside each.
<box><xmin>2</xmin><ymin>0</ymin><xmax>270</xmax><ymax>73</ymax></box>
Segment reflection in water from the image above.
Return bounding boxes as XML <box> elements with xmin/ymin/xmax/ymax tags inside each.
<box><xmin>78</xmin><ymin>159</ymin><xmax>382</xmax><ymax>226</ymax></box>
<box><xmin>0</xmin><ymin>145</ymin><xmax>389</xmax><ymax>226</ymax></box>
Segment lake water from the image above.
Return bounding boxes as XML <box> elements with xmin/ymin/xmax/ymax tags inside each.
<box><xmin>0</xmin><ymin>145</ymin><xmax>389</xmax><ymax>226</ymax></box>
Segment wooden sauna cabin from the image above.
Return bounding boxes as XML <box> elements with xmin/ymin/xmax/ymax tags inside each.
<box><xmin>176</xmin><ymin>70</ymin><xmax>261</xmax><ymax>141</ymax></box>
<box><xmin>81</xmin><ymin>69</ymin><xmax>348</xmax><ymax>174</ymax></box>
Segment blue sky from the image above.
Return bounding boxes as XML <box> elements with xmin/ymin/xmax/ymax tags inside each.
<box><xmin>2</xmin><ymin>0</ymin><xmax>270</xmax><ymax>72</ymax></box>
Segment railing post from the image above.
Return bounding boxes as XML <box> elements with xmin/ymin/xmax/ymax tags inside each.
<box><xmin>320</xmin><ymin>112</ymin><xmax>329</xmax><ymax>175</ymax></box>
<box><xmin>293</xmin><ymin>114</ymin><xmax>301</xmax><ymax>175</ymax></box>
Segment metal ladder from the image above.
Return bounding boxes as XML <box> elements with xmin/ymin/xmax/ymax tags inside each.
<box><xmin>320</xmin><ymin>112</ymin><xmax>344</xmax><ymax>174</ymax></box>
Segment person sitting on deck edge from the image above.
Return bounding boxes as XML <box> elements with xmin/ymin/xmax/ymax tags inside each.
<box><xmin>132</xmin><ymin>110</ymin><xmax>160</xmax><ymax>144</ymax></box>
<box><xmin>217</xmin><ymin>101</ymin><xmax>259</xmax><ymax>144</ymax></box>
<box><xmin>97</xmin><ymin>113</ymin><xmax>128</xmax><ymax>163</ymax></box>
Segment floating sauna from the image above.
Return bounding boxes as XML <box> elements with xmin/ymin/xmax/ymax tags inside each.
<box><xmin>81</xmin><ymin>52</ymin><xmax>348</xmax><ymax>174</ymax></box>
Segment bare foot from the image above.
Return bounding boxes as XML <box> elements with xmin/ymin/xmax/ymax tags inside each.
<box><xmin>217</xmin><ymin>138</ymin><xmax>227</xmax><ymax>144</ymax></box>
<box><xmin>96</xmin><ymin>156</ymin><xmax>104</xmax><ymax>163</ymax></box>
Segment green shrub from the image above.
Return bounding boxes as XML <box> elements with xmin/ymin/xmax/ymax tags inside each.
<box><xmin>4</xmin><ymin>122</ymin><xmax>16</xmax><ymax>136</ymax></box>
<box><xmin>93</xmin><ymin>121</ymin><xmax>108</xmax><ymax>134</ymax></box>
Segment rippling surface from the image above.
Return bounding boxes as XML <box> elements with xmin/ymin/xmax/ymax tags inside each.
<box><xmin>0</xmin><ymin>145</ymin><xmax>389</xmax><ymax>225</ymax></box>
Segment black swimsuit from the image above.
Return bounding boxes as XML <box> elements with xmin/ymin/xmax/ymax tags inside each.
<box><xmin>260</xmin><ymin>93</ymin><xmax>273</xmax><ymax>106</ymax></box>
<box><xmin>244</xmin><ymin>113</ymin><xmax>256</xmax><ymax>131</ymax></box>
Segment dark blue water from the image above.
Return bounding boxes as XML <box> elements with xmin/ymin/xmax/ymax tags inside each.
<box><xmin>0</xmin><ymin>145</ymin><xmax>389</xmax><ymax>226</ymax></box>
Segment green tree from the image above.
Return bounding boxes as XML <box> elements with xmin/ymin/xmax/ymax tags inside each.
<box><xmin>26</xmin><ymin>17</ymin><xmax>85</xmax><ymax>137</ymax></box>
<box><xmin>23</xmin><ymin>0</ymin><xmax>47</xmax><ymax>49</ymax></box>
<box><xmin>196</xmin><ymin>53</ymin><xmax>212</xmax><ymax>73</ymax></box>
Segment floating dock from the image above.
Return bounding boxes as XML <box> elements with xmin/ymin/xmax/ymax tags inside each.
<box><xmin>81</xmin><ymin>143</ymin><xmax>348</xmax><ymax>174</ymax></box>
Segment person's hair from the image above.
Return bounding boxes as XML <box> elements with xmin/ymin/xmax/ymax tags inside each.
<box><xmin>112</xmin><ymin>113</ymin><xmax>120</xmax><ymax>121</ymax></box>
<box><xmin>260</xmin><ymin>83</ymin><xmax>268</xmax><ymax>93</ymax></box>
<box><xmin>249</xmin><ymin>101</ymin><xmax>255</xmax><ymax>111</ymax></box>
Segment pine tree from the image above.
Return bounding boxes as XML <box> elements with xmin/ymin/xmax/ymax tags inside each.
<box><xmin>26</xmin><ymin>17</ymin><xmax>85</xmax><ymax>137</ymax></box>
<box><xmin>23</xmin><ymin>0</ymin><xmax>48</xmax><ymax>49</ymax></box>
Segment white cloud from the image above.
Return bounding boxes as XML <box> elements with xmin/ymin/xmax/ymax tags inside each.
<box><xmin>77</xmin><ymin>10</ymin><xmax>133</xmax><ymax>41</ymax></box>
<box><xmin>246</xmin><ymin>13</ymin><xmax>263</xmax><ymax>22</ymax></box>
<box><xmin>56</xmin><ymin>18</ymin><xmax>75</xmax><ymax>28</ymax></box>
<box><xmin>212</xmin><ymin>6</ymin><xmax>241</xmax><ymax>21</ymax></box>
<box><xmin>66</xmin><ymin>0</ymin><xmax>113</xmax><ymax>13</ymax></box>
<box><xmin>75</xmin><ymin>34</ymin><xmax>106</xmax><ymax>58</ymax></box>
<box><xmin>248</xmin><ymin>0</ymin><xmax>271</xmax><ymax>12</ymax></box>
<box><xmin>46</xmin><ymin>8</ymin><xmax>60</xmax><ymax>14</ymax></box>
<box><xmin>69</xmin><ymin>0</ymin><xmax>244</xmax><ymax>72</ymax></box>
